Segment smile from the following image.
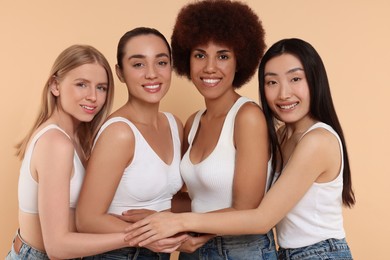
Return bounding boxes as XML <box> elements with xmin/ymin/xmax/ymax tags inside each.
<box><xmin>202</xmin><ymin>78</ymin><xmax>220</xmax><ymax>84</ymax></box>
<box><xmin>81</xmin><ymin>105</ymin><xmax>95</xmax><ymax>111</ymax></box>
<box><xmin>278</xmin><ymin>102</ymin><xmax>298</xmax><ymax>110</ymax></box>
<box><xmin>143</xmin><ymin>84</ymin><xmax>160</xmax><ymax>90</ymax></box>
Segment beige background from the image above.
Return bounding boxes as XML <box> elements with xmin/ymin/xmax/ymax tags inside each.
<box><xmin>1</xmin><ymin>1</ymin><xmax>389</xmax><ymax>259</ymax></box>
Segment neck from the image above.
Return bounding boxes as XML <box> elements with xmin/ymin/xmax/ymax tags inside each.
<box><xmin>203</xmin><ymin>91</ymin><xmax>240</xmax><ymax>119</ymax></box>
<box><xmin>124</xmin><ymin>100</ymin><xmax>161</xmax><ymax>128</ymax></box>
<box><xmin>284</xmin><ymin>116</ymin><xmax>317</xmax><ymax>139</ymax></box>
<box><xmin>50</xmin><ymin>109</ymin><xmax>79</xmax><ymax>140</ymax></box>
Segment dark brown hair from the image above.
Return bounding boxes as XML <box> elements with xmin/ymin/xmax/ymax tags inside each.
<box><xmin>172</xmin><ymin>0</ymin><xmax>266</xmax><ymax>88</ymax></box>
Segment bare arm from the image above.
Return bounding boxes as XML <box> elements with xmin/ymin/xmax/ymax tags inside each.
<box><xmin>125</xmin><ymin>128</ymin><xmax>339</xmax><ymax>246</ymax></box>
<box><xmin>35</xmin><ymin>130</ymin><xmax>126</xmax><ymax>259</ymax></box>
<box><xmin>76</xmin><ymin>122</ymin><xmax>135</xmax><ymax>233</ymax></box>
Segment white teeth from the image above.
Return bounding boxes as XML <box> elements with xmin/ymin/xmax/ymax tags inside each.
<box><xmin>144</xmin><ymin>84</ymin><xmax>159</xmax><ymax>89</ymax></box>
<box><xmin>203</xmin><ymin>79</ymin><xmax>220</xmax><ymax>84</ymax></box>
<box><xmin>81</xmin><ymin>105</ymin><xmax>94</xmax><ymax>110</ymax></box>
<box><xmin>279</xmin><ymin>103</ymin><xmax>297</xmax><ymax>109</ymax></box>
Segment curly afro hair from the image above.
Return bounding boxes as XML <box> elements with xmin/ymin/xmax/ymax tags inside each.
<box><xmin>171</xmin><ymin>0</ymin><xmax>266</xmax><ymax>88</ymax></box>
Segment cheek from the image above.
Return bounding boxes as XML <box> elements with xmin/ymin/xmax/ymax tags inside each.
<box><xmin>264</xmin><ymin>88</ymin><xmax>277</xmax><ymax>104</ymax></box>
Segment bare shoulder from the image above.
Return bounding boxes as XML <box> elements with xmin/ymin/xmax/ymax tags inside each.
<box><xmin>295</xmin><ymin>127</ymin><xmax>340</xmax><ymax>161</ymax></box>
<box><xmin>35</xmin><ymin>128</ymin><xmax>73</xmax><ymax>155</ymax></box>
<box><xmin>236</xmin><ymin>101</ymin><xmax>266</xmax><ymax>128</ymax></box>
<box><xmin>97</xmin><ymin>120</ymin><xmax>135</xmax><ymax>144</ymax></box>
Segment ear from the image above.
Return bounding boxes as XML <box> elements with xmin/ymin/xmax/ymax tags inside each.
<box><xmin>115</xmin><ymin>64</ymin><xmax>125</xmax><ymax>83</ymax></box>
<box><xmin>49</xmin><ymin>76</ymin><xmax>60</xmax><ymax>96</ymax></box>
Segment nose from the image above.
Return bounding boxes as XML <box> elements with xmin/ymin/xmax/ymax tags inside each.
<box><xmin>86</xmin><ymin>87</ymin><xmax>97</xmax><ymax>102</ymax></box>
<box><xmin>146</xmin><ymin>64</ymin><xmax>157</xmax><ymax>79</ymax></box>
<box><xmin>279</xmin><ymin>82</ymin><xmax>292</xmax><ymax>99</ymax></box>
<box><xmin>203</xmin><ymin>57</ymin><xmax>217</xmax><ymax>73</ymax></box>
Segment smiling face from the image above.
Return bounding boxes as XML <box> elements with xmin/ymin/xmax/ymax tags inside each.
<box><xmin>51</xmin><ymin>62</ymin><xmax>108</xmax><ymax>123</ymax></box>
<box><xmin>264</xmin><ymin>53</ymin><xmax>311</xmax><ymax>125</ymax></box>
<box><xmin>189</xmin><ymin>41</ymin><xmax>237</xmax><ymax>100</ymax></box>
<box><xmin>116</xmin><ymin>34</ymin><xmax>172</xmax><ymax>104</ymax></box>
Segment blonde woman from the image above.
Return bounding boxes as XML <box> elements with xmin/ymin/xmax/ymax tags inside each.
<box><xmin>7</xmin><ymin>45</ymin><xmax>130</xmax><ymax>259</ymax></box>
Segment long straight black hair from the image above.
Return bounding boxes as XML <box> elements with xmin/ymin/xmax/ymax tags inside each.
<box><xmin>258</xmin><ymin>38</ymin><xmax>355</xmax><ymax>207</ymax></box>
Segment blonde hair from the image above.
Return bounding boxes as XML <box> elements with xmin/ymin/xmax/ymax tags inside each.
<box><xmin>16</xmin><ymin>44</ymin><xmax>115</xmax><ymax>159</ymax></box>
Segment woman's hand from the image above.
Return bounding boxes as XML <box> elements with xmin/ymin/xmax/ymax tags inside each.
<box><xmin>112</xmin><ymin>209</ymin><xmax>157</xmax><ymax>223</ymax></box>
<box><xmin>125</xmin><ymin>211</ymin><xmax>185</xmax><ymax>246</ymax></box>
<box><xmin>177</xmin><ymin>234</ymin><xmax>215</xmax><ymax>253</ymax></box>
<box><xmin>143</xmin><ymin>233</ymin><xmax>190</xmax><ymax>253</ymax></box>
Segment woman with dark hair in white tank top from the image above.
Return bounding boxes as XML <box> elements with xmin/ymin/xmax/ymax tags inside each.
<box><xmin>75</xmin><ymin>27</ymin><xmax>188</xmax><ymax>259</ymax></box>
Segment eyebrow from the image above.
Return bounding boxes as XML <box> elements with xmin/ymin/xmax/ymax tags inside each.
<box><xmin>128</xmin><ymin>53</ymin><xmax>169</xmax><ymax>60</ymax></box>
<box><xmin>264</xmin><ymin>67</ymin><xmax>304</xmax><ymax>77</ymax></box>
<box><xmin>74</xmin><ymin>78</ymin><xmax>108</xmax><ymax>85</ymax></box>
<box><xmin>193</xmin><ymin>48</ymin><xmax>232</xmax><ymax>54</ymax></box>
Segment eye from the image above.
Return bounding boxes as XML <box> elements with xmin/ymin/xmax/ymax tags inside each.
<box><xmin>158</xmin><ymin>60</ymin><xmax>169</xmax><ymax>66</ymax></box>
<box><xmin>265</xmin><ymin>80</ymin><xmax>277</xmax><ymax>86</ymax></box>
<box><xmin>291</xmin><ymin>77</ymin><xmax>301</xmax><ymax>83</ymax></box>
<box><xmin>133</xmin><ymin>62</ymin><xmax>144</xmax><ymax>68</ymax></box>
<box><xmin>218</xmin><ymin>54</ymin><xmax>229</xmax><ymax>60</ymax></box>
<box><xmin>76</xmin><ymin>82</ymin><xmax>87</xmax><ymax>88</ymax></box>
<box><xmin>97</xmin><ymin>85</ymin><xmax>108</xmax><ymax>92</ymax></box>
<box><xmin>194</xmin><ymin>53</ymin><xmax>205</xmax><ymax>59</ymax></box>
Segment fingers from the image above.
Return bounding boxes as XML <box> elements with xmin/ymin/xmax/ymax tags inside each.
<box><xmin>144</xmin><ymin>233</ymin><xmax>190</xmax><ymax>253</ymax></box>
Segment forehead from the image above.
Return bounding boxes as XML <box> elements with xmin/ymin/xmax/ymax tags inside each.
<box><xmin>265</xmin><ymin>53</ymin><xmax>303</xmax><ymax>73</ymax></box>
<box><xmin>193</xmin><ymin>41</ymin><xmax>234</xmax><ymax>52</ymax></box>
<box><xmin>124</xmin><ymin>34</ymin><xmax>169</xmax><ymax>56</ymax></box>
<box><xmin>66</xmin><ymin>63</ymin><xmax>107</xmax><ymax>82</ymax></box>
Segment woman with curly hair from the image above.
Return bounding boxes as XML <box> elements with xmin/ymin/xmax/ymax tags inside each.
<box><xmin>124</xmin><ymin>1</ymin><xmax>277</xmax><ymax>259</ymax></box>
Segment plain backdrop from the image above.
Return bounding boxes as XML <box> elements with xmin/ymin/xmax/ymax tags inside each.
<box><xmin>1</xmin><ymin>1</ymin><xmax>389</xmax><ymax>259</ymax></box>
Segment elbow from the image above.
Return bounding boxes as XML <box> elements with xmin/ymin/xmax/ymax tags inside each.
<box><xmin>45</xmin><ymin>241</ymin><xmax>73</xmax><ymax>260</ymax></box>
<box><xmin>75</xmin><ymin>208</ymin><xmax>89</xmax><ymax>232</ymax></box>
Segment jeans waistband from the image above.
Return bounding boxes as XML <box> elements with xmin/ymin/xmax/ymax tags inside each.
<box><xmin>279</xmin><ymin>238</ymin><xmax>349</xmax><ymax>259</ymax></box>
<box><xmin>204</xmin><ymin>231</ymin><xmax>275</xmax><ymax>254</ymax></box>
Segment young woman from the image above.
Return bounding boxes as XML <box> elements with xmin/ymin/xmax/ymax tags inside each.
<box><xmin>122</xmin><ymin>1</ymin><xmax>277</xmax><ymax>259</ymax></box>
<box><xmin>125</xmin><ymin>38</ymin><xmax>356</xmax><ymax>260</ymax></box>
<box><xmin>6</xmin><ymin>45</ymin><xmax>130</xmax><ymax>259</ymax></box>
<box><xmin>75</xmin><ymin>27</ymin><xmax>187</xmax><ymax>259</ymax></box>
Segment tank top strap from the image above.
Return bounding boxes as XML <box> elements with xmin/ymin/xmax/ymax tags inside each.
<box><xmin>187</xmin><ymin>109</ymin><xmax>205</xmax><ymax>145</ymax></box>
<box><xmin>32</xmin><ymin>124</ymin><xmax>70</xmax><ymax>144</ymax></box>
<box><xmin>220</xmin><ymin>96</ymin><xmax>255</xmax><ymax>140</ymax></box>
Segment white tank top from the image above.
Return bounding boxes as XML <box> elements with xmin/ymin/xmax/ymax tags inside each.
<box><xmin>18</xmin><ymin>124</ymin><xmax>85</xmax><ymax>213</ymax></box>
<box><xmin>180</xmin><ymin>97</ymin><xmax>272</xmax><ymax>213</ymax></box>
<box><xmin>95</xmin><ymin>113</ymin><xmax>183</xmax><ymax>215</ymax></box>
<box><xmin>276</xmin><ymin>122</ymin><xmax>346</xmax><ymax>248</ymax></box>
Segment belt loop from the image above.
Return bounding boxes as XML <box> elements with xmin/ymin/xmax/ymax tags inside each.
<box><xmin>327</xmin><ymin>238</ymin><xmax>337</xmax><ymax>251</ymax></box>
<box><xmin>216</xmin><ymin>236</ymin><xmax>223</xmax><ymax>256</ymax></box>
<box><xmin>267</xmin><ymin>230</ymin><xmax>273</xmax><ymax>250</ymax></box>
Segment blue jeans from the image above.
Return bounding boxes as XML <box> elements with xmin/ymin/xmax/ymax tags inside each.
<box><xmin>179</xmin><ymin>231</ymin><xmax>277</xmax><ymax>260</ymax></box>
<box><xmin>6</xmin><ymin>231</ymin><xmax>49</xmax><ymax>260</ymax></box>
<box><xmin>84</xmin><ymin>247</ymin><xmax>170</xmax><ymax>260</ymax></box>
<box><xmin>277</xmin><ymin>238</ymin><xmax>353</xmax><ymax>260</ymax></box>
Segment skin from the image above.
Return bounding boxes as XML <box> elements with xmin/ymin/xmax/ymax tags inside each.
<box><xmin>75</xmin><ymin>35</ymin><xmax>188</xmax><ymax>253</ymax></box>
<box><xmin>123</xmin><ymin>53</ymin><xmax>343</xmax><ymax>247</ymax></box>
<box><xmin>134</xmin><ymin>41</ymin><xmax>270</xmax><ymax>253</ymax></box>
<box><xmin>19</xmin><ymin>63</ymin><xmax>128</xmax><ymax>259</ymax></box>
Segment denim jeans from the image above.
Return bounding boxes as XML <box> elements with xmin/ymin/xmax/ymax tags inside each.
<box><xmin>277</xmin><ymin>238</ymin><xmax>353</xmax><ymax>260</ymax></box>
<box><xmin>6</xmin><ymin>231</ymin><xmax>49</xmax><ymax>260</ymax></box>
<box><xmin>179</xmin><ymin>231</ymin><xmax>277</xmax><ymax>260</ymax></box>
<box><xmin>83</xmin><ymin>247</ymin><xmax>170</xmax><ymax>260</ymax></box>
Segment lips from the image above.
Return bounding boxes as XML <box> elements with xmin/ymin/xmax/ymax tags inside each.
<box><xmin>143</xmin><ymin>83</ymin><xmax>161</xmax><ymax>93</ymax></box>
<box><xmin>81</xmin><ymin>105</ymin><xmax>97</xmax><ymax>114</ymax></box>
<box><xmin>278</xmin><ymin>102</ymin><xmax>298</xmax><ymax>110</ymax></box>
